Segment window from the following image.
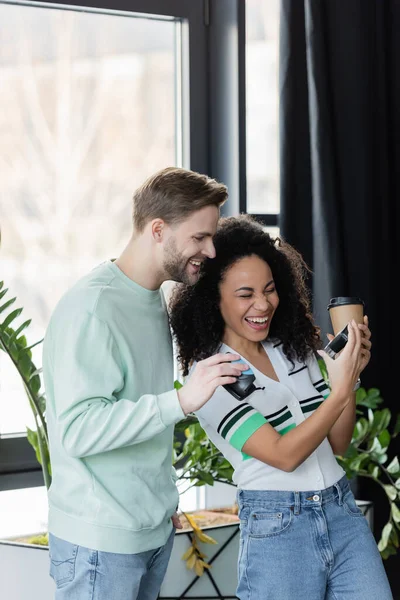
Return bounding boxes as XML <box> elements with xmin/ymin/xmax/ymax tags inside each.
<box><xmin>0</xmin><ymin>0</ymin><xmax>210</xmax><ymax>489</ymax></box>
<box><xmin>0</xmin><ymin>3</ymin><xmax>181</xmax><ymax>438</ymax></box>
<box><xmin>245</xmin><ymin>0</ymin><xmax>280</xmax><ymax>228</ymax></box>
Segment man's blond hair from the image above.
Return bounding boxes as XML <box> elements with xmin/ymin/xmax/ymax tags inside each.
<box><xmin>132</xmin><ymin>167</ymin><xmax>228</xmax><ymax>232</ymax></box>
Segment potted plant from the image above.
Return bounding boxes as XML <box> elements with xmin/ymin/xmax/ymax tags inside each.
<box><xmin>0</xmin><ymin>281</ymin><xmax>51</xmax><ymax>491</ymax></box>
<box><xmin>317</xmin><ymin>359</ymin><xmax>400</xmax><ymax>558</ymax></box>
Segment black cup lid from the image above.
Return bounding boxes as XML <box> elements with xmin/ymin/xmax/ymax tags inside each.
<box><xmin>327</xmin><ymin>297</ymin><xmax>364</xmax><ymax>311</ymax></box>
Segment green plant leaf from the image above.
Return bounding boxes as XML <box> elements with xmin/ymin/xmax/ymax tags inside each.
<box><xmin>390</xmin><ymin>526</ymin><xmax>399</xmax><ymax>548</ymax></box>
<box><xmin>370</xmin><ymin>409</ymin><xmax>391</xmax><ymax>439</ymax></box>
<box><xmin>357</xmin><ymin>388</ymin><xmax>383</xmax><ymax>409</ymax></box>
<box><xmin>368</xmin><ymin>436</ymin><xmax>389</xmax><ymax>464</ymax></box>
<box><xmin>392</xmin><ymin>503</ymin><xmax>400</xmax><ymax>525</ymax></box>
<box><xmin>0</xmin><ymin>287</ymin><xmax>9</xmax><ymax>302</ymax></box>
<box><xmin>383</xmin><ymin>485</ymin><xmax>398</xmax><ymax>501</ymax></box>
<box><xmin>15</xmin><ymin>334</ymin><xmax>28</xmax><ymax>349</ymax></box>
<box><xmin>380</xmin><ymin>544</ymin><xmax>397</xmax><ymax>559</ymax></box>
<box><xmin>335</xmin><ymin>457</ymin><xmax>356</xmax><ymax>481</ymax></box>
<box><xmin>9</xmin><ymin>320</ymin><xmax>32</xmax><ymax>344</ymax></box>
<box><xmin>317</xmin><ymin>358</ymin><xmax>329</xmax><ymax>384</ymax></box>
<box><xmin>0</xmin><ymin>297</ymin><xmax>16</xmax><ymax>315</ymax></box>
<box><xmin>394</xmin><ymin>414</ymin><xmax>400</xmax><ymax>438</ymax></box>
<box><xmin>30</xmin><ymin>375</ymin><xmax>42</xmax><ymax>396</ymax></box>
<box><xmin>29</xmin><ymin>367</ymin><xmax>43</xmax><ymax>380</ymax></box>
<box><xmin>1</xmin><ymin>307</ymin><xmax>23</xmax><ymax>330</ymax></box>
<box><xmin>378</xmin><ymin>522</ymin><xmax>393</xmax><ymax>552</ymax></box>
<box><xmin>355</xmin><ymin>387</ymin><xmax>367</xmax><ymax>404</ymax></box>
<box><xmin>349</xmin><ymin>453</ymin><xmax>369</xmax><ymax>471</ymax></box>
<box><xmin>17</xmin><ymin>352</ymin><xmax>33</xmax><ymax>380</ymax></box>
<box><xmin>378</xmin><ymin>429</ymin><xmax>391</xmax><ymax>451</ymax></box>
<box><xmin>368</xmin><ymin>408</ymin><xmax>374</xmax><ymax>426</ymax></box>
<box><xmin>27</xmin><ymin>427</ymin><xmax>41</xmax><ymax>466</ymax></box>
<box><xmin>353</xmin><ymin>418</ymin><xmax>369</xmax><ymax>443</ymax></box>
<box><xmin>197</xmin><ymin>471</ymin><xmax>215</xmax><ymax>486</ymax></box>
<box><xmin>36</xmin><ymin>393</ymin><xmax>46</xmax><ymax>415</ymax></box>
<box><xmin>20</xmin><ymin>338</ymin><xmax>43</xmax><ymax>355</ymax></box>
<box><xmin>27</xmin><ymin>426</ymin><xmax>51</xmax><ymax>477</ymax></box>
<box><xmin>174</xmin><ymin>380</ymin><xmax>183</xmax><ymax>390</ymax></box>
<box><xmin>369</xmin><ymin>436</ymin><xmax>384</xmax><ymax>455</ymax></box>
<box><xmin>174</xmin><ymin>418</ymin><xmax>198</xmax><ymax>433</ymax></box>
<box><xmin>368</xmin><ymin>464</ymin><xmax>380</xmax><ymax>479</ymax></box>
<box><xmin>377</xmin><ymin>453</ymin><xmax>389</xmax><ymax>465</ymax></box>
<box><xmin>387</xmin><ymin>457</ymin><xmax>400</xmax><ymax>475</ymax></box>
<box><xmin>344</xmin><ymin>444</ymin><xmax>359</xmax><ymax>459</ymax></box>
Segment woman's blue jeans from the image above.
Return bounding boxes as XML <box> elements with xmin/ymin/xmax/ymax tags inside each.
<box><xmin>237</xmin><ymin>475</ymin><xmax>393</xmax><ymax>600</ymax></box>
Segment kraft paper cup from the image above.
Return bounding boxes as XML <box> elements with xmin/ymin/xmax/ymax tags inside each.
<box><xmin>327</xmin><ymin>297</ymin><xmax>364</xmax><ymax>336</ymax></box>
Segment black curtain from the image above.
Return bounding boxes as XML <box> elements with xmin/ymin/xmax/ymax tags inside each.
<box><xmin>279</xmin><ymin>0</ymin><xmax>400</xmax><ymax>591</ymax></box>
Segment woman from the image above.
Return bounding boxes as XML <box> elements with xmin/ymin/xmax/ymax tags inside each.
<box><xmin>169</xmin><ymin>215</ymin><xmax>392</xmax><ymax>600</ymax></box>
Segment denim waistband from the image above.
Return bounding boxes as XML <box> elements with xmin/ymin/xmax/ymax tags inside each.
<box><xmin>238</xmin><ymin>475</ymin><xmax>350</xmax><ymax>508</ymax></box>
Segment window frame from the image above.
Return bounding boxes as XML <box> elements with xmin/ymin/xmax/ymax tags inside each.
<box><xmin>207</xmin><ymin>1</ymin><xmax>279</xmax><ymax>228</ymax></box>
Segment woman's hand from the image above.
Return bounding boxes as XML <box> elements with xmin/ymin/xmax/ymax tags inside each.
<box><xmin>325</xmin><ymin>315</ymin><xmax>372</xmax><ymax>376</ymax></box>
<box><xmin>318</xmin><ymin>319</ymin><xmax>363</xmax><ymax>398</ymax></box>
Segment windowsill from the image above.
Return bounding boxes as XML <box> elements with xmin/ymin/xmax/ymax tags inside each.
<box><xmin>0</xmin><ymin>476</ymin><xmax>202</xmax><ymax>540</ymax></box>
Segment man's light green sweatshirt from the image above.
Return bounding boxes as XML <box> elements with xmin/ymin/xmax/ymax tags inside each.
<box><xmin>42</xmin><ymin>260</ymin><xmax>185</xmax><ymax>554</ymax></box>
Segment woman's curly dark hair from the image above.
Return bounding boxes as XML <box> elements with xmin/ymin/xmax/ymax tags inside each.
<box><xmin>169</xmin><ymin>215</ymin><xmax>321</xmax><ymax>375</ymax></box>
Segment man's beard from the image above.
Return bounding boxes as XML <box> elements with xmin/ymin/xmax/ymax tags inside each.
<box><xmin>163</xmin><ymin>237</ymin><xmax>196</xmax><ymax>285</ymax></box>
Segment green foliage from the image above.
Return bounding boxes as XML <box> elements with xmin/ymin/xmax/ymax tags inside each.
<box><xmin>318</xmin><ymin>359</ymin><xmax>400</xmax><ymax>559</ymax></box>
<box><xmin>173</xmin><ymin>417</ymin><xmax>234</xmax><ymax>489</ymax></box>
<box><xmin>25</xmin><ymin>533</ymin><xmax>49</xmax><ymax>546</ymax></box>
<box><xmin>0</xmin><ymin>282</ymin><xmax>51</xmax><ymax>489</ymax></box>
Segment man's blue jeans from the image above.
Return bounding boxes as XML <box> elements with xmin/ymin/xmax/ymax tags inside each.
<box><xmin>237</xmin><ymin>475</ymin><xmax>393</xmax><ymax>599</ymax></box>
<box><xmin>48</xmin><ymin>528</ymin><xmax>175</xmax><ymax>600</ymax></box>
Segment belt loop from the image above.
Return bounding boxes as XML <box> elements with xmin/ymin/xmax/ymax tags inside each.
<box><xmin>334</xmin><ymin>481</ymin><xmax>343</xmax><ymax>505</ymax></box>
<box><xmin>294</xmin><ymin>492</ymin><xmax>300</xmax><ymax>515</ymax></box>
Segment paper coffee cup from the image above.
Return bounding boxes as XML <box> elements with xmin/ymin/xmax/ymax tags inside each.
<box><xmin>327</xmin><ymin>297</ymin><xmax>364</xmax><ymax>335</ymax></box>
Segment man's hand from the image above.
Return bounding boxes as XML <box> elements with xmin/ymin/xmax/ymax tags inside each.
<box><xmin>177</xmin><ymin>353</ymin><xmax>249</xmax><ymax>415</ymax></box>
<box><xmin>171</xmin><ymin>512</ymin><xmax>183</xmax><ymax>529</ymax></box>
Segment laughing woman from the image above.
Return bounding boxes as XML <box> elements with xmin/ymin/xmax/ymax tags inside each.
<box><xmin>169</xmin><ymin>215</ymin><xmax>392</xmax><ymax>600</ymax></box>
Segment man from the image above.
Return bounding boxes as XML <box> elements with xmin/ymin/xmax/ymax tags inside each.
<box><xmin>42</xmin><ymin>167</ymin><xmax>248</xmax><ymax>600</ymax></box>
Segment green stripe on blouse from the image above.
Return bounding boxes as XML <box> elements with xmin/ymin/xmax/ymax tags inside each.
<box><xmin>229</xmin><ymin>413</ymin><xmax>267</xmax><ymax>451</ymax></box>
<box><xmin>241</xmin><ymin>452</ymin><xmax>253</xmax><ymax>461</ymax></box>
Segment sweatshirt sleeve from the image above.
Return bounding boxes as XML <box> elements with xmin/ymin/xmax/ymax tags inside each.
<box><xmin>48</xmin><ymin>311</ymin><xmax>185</xmax><ymax>458</ymax></box>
